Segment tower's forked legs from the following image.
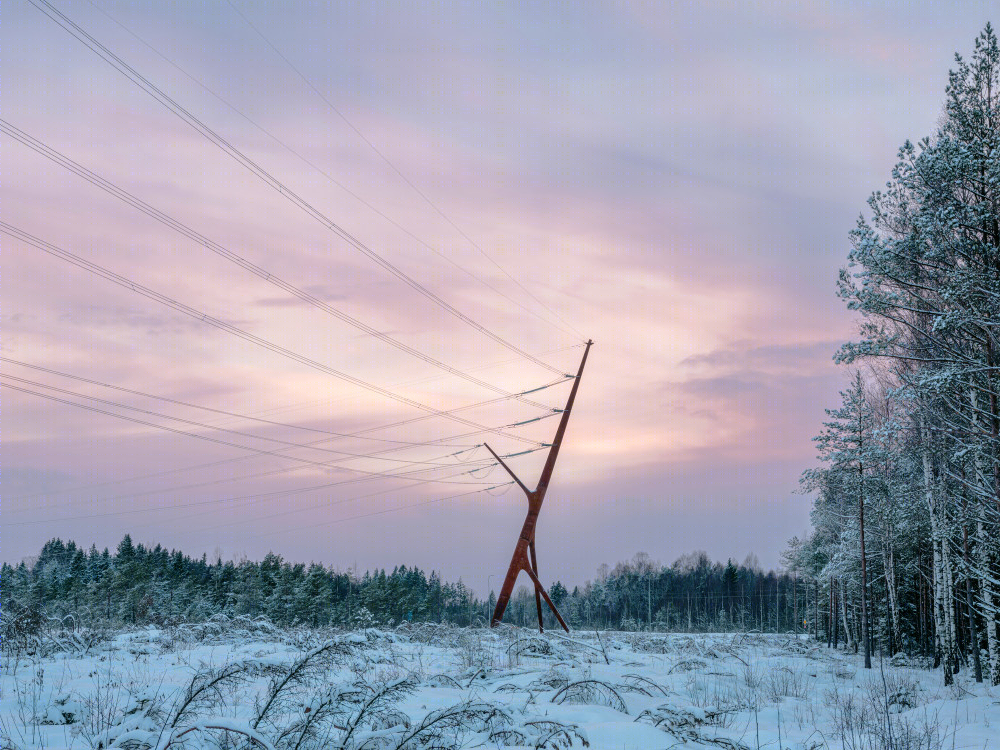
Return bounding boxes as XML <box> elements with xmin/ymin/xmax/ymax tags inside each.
<box><xmin>487</xmin><ymin>340</ymin><xmax>592</xmax><ymax>632</ymax></box>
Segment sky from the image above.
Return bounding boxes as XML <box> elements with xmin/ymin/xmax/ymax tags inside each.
<box><xmin>3</xmin><ymin>0</ymin><xmax>995</xmax><ymax>593</ymax></box>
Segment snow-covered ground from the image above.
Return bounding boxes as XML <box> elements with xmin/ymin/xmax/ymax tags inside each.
<box><xmin>2</xmin><ymin>619</ymin><xmax>997</xmax><ymax>749</ymax></box>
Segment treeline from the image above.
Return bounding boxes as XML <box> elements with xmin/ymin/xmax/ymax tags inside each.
<box><xmin>540</xmin><ymin>552</ymin><xmax>804</xmax><ymax>633</ymax></box>
<box><xmin>786</xmin><ymin>26</ymin><xmax>1000</xmax><ymax>686</ymax></box>
<box><xmin>2</xmin><ymin>536</ymin><xmax>473</xmax><ymax>629</ymax></box>
<box><xmin>2</xmin><ymin>538</ymin><xmax>806</xmax><ymax>633</ymax></box>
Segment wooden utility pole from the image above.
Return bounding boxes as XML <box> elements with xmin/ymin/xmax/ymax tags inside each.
<box><xmin>487</xmin><ymin>340</ymin><xmax>592</xmax><ymax>632</ymax></box>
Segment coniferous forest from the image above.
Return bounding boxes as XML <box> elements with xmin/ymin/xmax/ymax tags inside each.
<box><xmin>2</xmin><ymin>538</ymin><xmax>801</xmax><ymax>634</ymax></box>
<box><xmin>784</xmin><ymin>26</ymin><xmax>1000</xmax><ymax>686</ymax></box>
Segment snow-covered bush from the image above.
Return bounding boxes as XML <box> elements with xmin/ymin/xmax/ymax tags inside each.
<box><xmin>1</xmin><ymin>608</ymin><xmax>42</xmax><ymax>669</ymax></box>
<box><xmin>635</xmin><ymin>703</ymin><xmax>750</xmax><ymax>749</ymax></box>
<box><xmin>763</xmin><ymin>664</ymin><xmax>813</xmax><ymax>701</ymax></box>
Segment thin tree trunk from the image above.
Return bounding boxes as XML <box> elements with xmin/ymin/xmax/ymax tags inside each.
<box><xmin>828</xmin><ymin>575</ymin><xmax>834</xmax><ymax>648</ymax></box>
<box><xmin>940</xmin><ymin>505</ymin><xmax>960</xmax><ymax>676</ymax></box>
<box><xmin>833</xmin><ymin>580</ymin><xmax>839</xmax><ymax>649</ymax></box>
<box><xmin>922</xmin><ymin>416</ymin><xmax>952</xmax><ymax>684</ymax></box>
<box><xmin>963</xmin><ymin>496</ymin><xmax>984</xmax><ymax>682</ymax></box>
<box><xmin>859</xmin><ymin>451</ymin><xmax>871</xmax><ymax>669</ymax></box>
<box><xmin>884</xmin><ymin>548</ymin><xmax>897</xmax><ymax>654</ymax></box>
<box><xmin>986</xmin><ymin>339</ymin><xmax>1000</xmax><ymax>685</ymax></box>
<box><xmin>814</xmin><ymin>579</ymin><xmax>819</xmax><ymax>640</ymax></box>
<box><xmin>882</xmin><ymin>525</ymin><xmax>901</xmax><ymax>654</ymax></box>
<box><xmin>647</xmin><ymin>577</ymin><xmax>651</xmax><ymax>630</ymax></box>
<box><xmin>977</xmin><ymin>515</ymin><xmax>999</xmax><ymax>684</ymax></box>
<box><xmin>970</xmin><ymin>386</ymin><xmax>1000</xmax><ymax>684</ymax></box>
<box><xmin>840</xmin><ymin>578</ymin><xmax>854</xmax><ymax>651</ymax></box>
<box><xmin>793</xmin><ymin>574</ymin><xmax>798</xmax><ymax>633</ymax></box>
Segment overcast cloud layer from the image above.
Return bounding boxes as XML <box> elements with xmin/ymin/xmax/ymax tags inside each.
<box><xmin>3</xmin><ymin>0</ymin><xmax>995</xmax><ymax>592</ymax></box>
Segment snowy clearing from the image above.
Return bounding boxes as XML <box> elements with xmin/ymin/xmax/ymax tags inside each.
<box><xmin>2</xmin><ymin>620</ymin><xmax>997</xmax><ymax>749</ymax></box>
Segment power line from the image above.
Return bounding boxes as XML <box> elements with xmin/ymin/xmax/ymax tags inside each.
<box><xmin>6</xmin><ymin>440</ymin><xmax>484</xmax><ymax>522</ymax></box>
<box><xmin>6</xmin><ymin>450</ymin><xmax>443</xmax><ymax>519</ymax></box>
<box><xmin>27</xmin><ymin>0</ymin><xmax>565</xmax><ymax>376</ymax></box>
<box><xmin>6</xmin><ymin>384</ymin><xmax>541</xmax><ymax>529</ymax></box>
<box><xmin>5</xmin><ymin>343</ymin><xmax>579</xmax><ymax>504</ymax></box>
<box><xmin>6</xmin><ymin>414</ymin><xmax>552</xmax><ymax>521</ymax></box>
<box><xmin>2</xmin><ymin>222</ymin><xmax>548</xmax><ymax>444</ymax></box>
<box><xmin>10</xmin><ymin>412</ymin><xmax>528</xmax><ymax>530</ymax></box>
<box><xmin>83</xmin><ymin>0</ymin><xmax>582</xmax><ymax>343</ymax></box>
<box><xmin>0</xmin><ymin>364</ymin><xmax>527</xmax><ymax>465</ymax></box>
<box><xmin>236</xmin><ymin>462</ymin><xmax>512</xmax><ymax>536</ymax></box>
<box><xmin>5</xmin><ymin>460</ymin><xmax>499</xmax><ymax>528</ymax></box>
<box><xmin>1</xmin><ymin>354</ymin><xmax>484</xmax><ymax>442</ymax></box>
<box><xmin>138</xmin><ymin>465</ymin><xmax>495</xmax><ymax>534</ymax></box>
<box><xmin>4</xmin><ymin>376</ymin><xmax>555</xmax><ymax>526</ymax></box>
<box><xmin>1</xmin><ymin>120</ymin><xmax>563</xmax><ymax>409</ymax></box>
<box><xmin>2</xmin><ymin>379</ymin><xmax>508</xmax><ymax>484</ymax></box>
<box><xmin>223</xmin><ymin>0</ymin><xmax>586</xmax><ymax>342</ymax></box>
<box><xmin>0</xmin><ymin>372</ymin><xmax>497</xmax><ymax>469</ymax></box>
<box><xmin>65</xmin><ymin>449</ymin><xmax>484</xmax><ymax>524</ymax></box>
<box><xmin>10</xmin><ymin>1</ymin><xmax>589</xmax><ymax>548</ymax></box>
<box><xmin>6</xmin><ymin>408</ymin><xmax>558</xmax><ymax>512</ymax></box>
<box><xmin>5</xmin><ymin>381</ymin><xmax>564</xmax><ymax>507</ymax></box>
<box><xmin>4</xmin><ymin>386</ymin><xmax>556</xmax><ymax>518</ymax></box>
<box><xmin>261</xmin><ymin>482</ymin><xmax>515</xmax><ymax>537</ymax></box>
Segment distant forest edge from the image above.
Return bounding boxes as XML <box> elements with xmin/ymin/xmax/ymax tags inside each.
<box><xmin>4</xmin><ymin>537</ymin><xmax>801</xmax><ymax>633</ymax></box>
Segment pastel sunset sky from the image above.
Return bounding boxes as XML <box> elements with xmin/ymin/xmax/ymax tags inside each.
<box><xmin>4</xmin><ymin>0</ymin><xmax>995</xmax><ymax>591</ymax></box>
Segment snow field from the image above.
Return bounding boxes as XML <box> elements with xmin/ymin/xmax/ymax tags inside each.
<box><xmin>2</xmin><ymin>620</ymin><xmax>998</xmax><ymax>749</ymax></box>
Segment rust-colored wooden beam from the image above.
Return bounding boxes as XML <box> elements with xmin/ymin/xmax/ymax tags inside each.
<box><xmin>487</xmin><ymin>340</ymin><xmax>592</xmax><ymax>632</ymax></box>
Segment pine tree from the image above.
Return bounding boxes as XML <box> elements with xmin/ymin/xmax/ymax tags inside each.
<box><xmin>823</xmin><ymin>24</ymin><xmax>999</xmax><ymax>685</ymax></box>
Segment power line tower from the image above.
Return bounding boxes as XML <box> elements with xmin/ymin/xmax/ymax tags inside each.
<box><xmin>485</xmin><ymin>340</ymin><xmax>592</xmax><ymax>632</ymax></box>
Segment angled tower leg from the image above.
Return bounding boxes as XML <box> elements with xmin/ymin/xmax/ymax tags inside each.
<box><xmin>529</xmin><ymin>541</ymin><xmax>544</xmax><ymax>632</ymax></box>
<box><xmin>524</xmin><ymin>563</ymin><xmax>569</xmax><ymax>632</ymax></box>
<box><xmin>486</xmin><ymin>340</ymin><xmax>592</xmax><ymax>632</ymax></box>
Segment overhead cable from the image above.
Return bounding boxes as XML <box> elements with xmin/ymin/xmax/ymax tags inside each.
<box><xmin>27</xmin><ymin>0</ymin><xmax>564</xmax><ymax>375</ymax></box>
<box><xmin>5</xmin><ymin>462</ymin><xmax>497</xmax><ymax>528</ymax></box>
<box><xmin>5</xmin><ymin>379</ymin><xmax>565</xmax><ymax>506</ymax></box>
<box><xmin>0</xmin><ymin>121</ymin><xmax>560</xmax><ymax>409</ymax></box>
<box><xmin>1</xmin><ymin>380</ymin><xmax>505</xmax><ymax>484</ymax></box>
<box><xmin>2</xmin><ymin>222</ymin><xmax>542</xmax><ymax>443</ymax></box>
<box><xmin>1</xmin><ymin>355</ymin><xmax>475</xmax><ymax>441</ymax></box>
<box><xmin>0</xmin><ymin>373</ymin><xmax>494</xmax><ymax>468</ymax></box>
<box><xmin>84</xmin><ymin>0</ymin><xmax>582</xmax><ymax>343</ymax></box>
<box><xmin>4</xmin><ymin>379</ymin><xmax>548</xmax><ymax>517</ymax></box>
<box><xmin>262</xmin><ymin>482</ymin><xmax>515</xmax><ymax>537</ymax></box>
<box><xmin>223</xmin><ymin>0</ymin><xmax>586</xmax><ymax>342</ymax></box>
